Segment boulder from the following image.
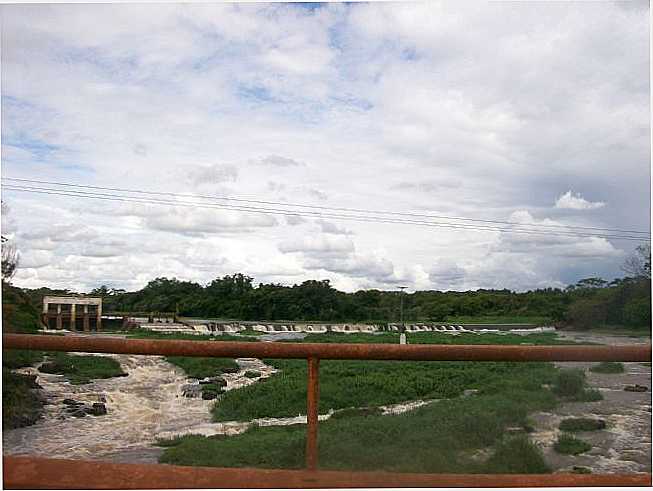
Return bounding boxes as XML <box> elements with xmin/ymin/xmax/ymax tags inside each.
<box><xmin>211</xmin><ymin>377</ymin><xmax>227</xmax><ymax>388</ymax></box>
<box><xmin>624</xmin><ymin>384</ymin><xmax>648</xmax><ymax>392</ymax></box>
<box><xmin>201</xmin><ymin>391</ymin><xmax>218</xmax><ymax>400</ymax></box>
<box><xmin>463</xmin><ymin>389</ymin><xmax>479</xmax><ymax>397</ymax></box>
<box><xmin>71</xmin><ymin>409</ymin><xmax>86</xmax><ymax>418</ymax></box>
<box><xmin>63</xmin><ymin>399</ymin><xmax>81</xmax><ymax>406</ymax></box>
<box><xmin>86</xmin><ymin>403</ymin><xmax>107</xmax><ymax>416</ymax></box>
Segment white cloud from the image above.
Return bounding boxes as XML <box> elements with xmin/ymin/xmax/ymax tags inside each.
<box><xmin>555</xmin><ymin>190</ymin><xmax>606</xmax><ymax>210</ymax></box>
<box><xmin>144</xmin><ymin>208</ymin><xmax>278</xmax><ymax>236</ymax></box>
<box><xmin>278</xmin><ymin>235</ymin><xmax>354</xmax><ymax>255</ymax></box>
<box><xmin>2</xmin><ymin>2</ymin><xmax>648</xmax><ymax>293</ymax></box>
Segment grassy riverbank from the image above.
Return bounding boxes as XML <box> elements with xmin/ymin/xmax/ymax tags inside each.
<box><xmin>159</xmin><ymin>332</ymin><xmax>595</xmax><ymax>473</ymax></box>
<box><xmin>2</xmin><ymin>367</ymin><xmax>44</xmax><ymax>429</ymax></box>
<box><xmin>297</xmin><ymin>331</ymin><xmax>581</xmax><ymax>345</ymax></box>
<box><xmin>162</xmin><ymin>391</ymin><xmax>554</xmax><ymax>473</ymax></box>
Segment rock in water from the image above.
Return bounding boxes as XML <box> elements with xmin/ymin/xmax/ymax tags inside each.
<box><xmin>624</xmin><ymin>384</ymin><xmax>648</xmax><ymax>392</ymax></box>
<box><xmin>87</xmin><ymin>403</ymin><xmax>107</xmax><ymax>416</ymax></box>
<box><xmin>201</xmin><ymin>391</ymin><xmax>218</xmax><ymax>400</ymax></box>
<box><xmin>71</xmin><ymin>409</ymin><xmax>86</xmax><ymax>418</ymax></box>
<box><xmin>182</xmin><ymin>384</ymin><xmax>202</xmax><ymax>398</ymax></box>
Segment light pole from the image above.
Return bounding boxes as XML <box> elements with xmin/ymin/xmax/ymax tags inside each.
<box><xmin>398</xmin><ymin>286</ymin><xmax>407</xmax><ymax>332</ymax></box>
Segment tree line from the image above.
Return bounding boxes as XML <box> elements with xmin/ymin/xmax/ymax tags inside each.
<box><xmin>12</xmin><ymin>245</ymin><xmax>649</xmax><ymax>329</ymax></box>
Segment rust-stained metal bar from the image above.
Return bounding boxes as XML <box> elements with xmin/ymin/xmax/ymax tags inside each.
<box><xmin>4</xmin><ymin>456</ymin><xmax>651</xmax><ymax>489</ymax></box>
<box><xmin>4</xmin><ymin>334</ymin><xmax>651</xmax><ymax>362</ymax></box>
<box><xmin>306</xmin><ymin>356</ymin><xmax>320</xmax><ymax>470</ymax></box>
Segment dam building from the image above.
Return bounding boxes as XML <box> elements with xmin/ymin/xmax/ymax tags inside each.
<box><xmin>42</xmin><ymin>296</ymin><xmax>102</xmax><ymax>331</ymax></box>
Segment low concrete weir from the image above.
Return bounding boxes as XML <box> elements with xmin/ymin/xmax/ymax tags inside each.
<box><xmin>158</xmin><ymin>320</ymin><xmax>555</xmax><ymax>335</ymax></box>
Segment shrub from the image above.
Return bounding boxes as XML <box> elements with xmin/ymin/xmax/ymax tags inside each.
<box><xmin>554</xmin><ymin>434</ymin><xmax>591</xmax><ymax>455</ymax></box>
<box><xmin>553</xmin><ymin>369</ymin><xmax>586</xmax><ymax>397</ymax></box>
<box><xmin>482</xmin><ymin>436</ymin><xmax>550</xmax><ymax>474</ymax></box>
<box><xmin>575</xmin><ymin>389</ymin><xmax>603</xmax><ymax>402</ymax></box>
<box><xmin>559</xmin><ymin>418</ymin><xmax>606</xmax><ymax>432</ymax></box>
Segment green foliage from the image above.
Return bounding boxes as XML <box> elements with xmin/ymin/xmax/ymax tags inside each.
<box><xmin>574</xmin><ymin>389</ymin><xmax>603</xmax><ymax>402</ymax></box>
<box><xmin>2</xmin><ymin>367</ymin><xmax>43</xmax><ymax>429</ymax></box>
<box><xmin>623</xmin><ymin>298</ymin><xmax>651</xmax><ymax>327</ymax></box>
<box><xmin>552</xmin><ymin>369</ymin><xmax>586</xmax><ymax>397</ymax></box>
<box><xmin>162</xmin><ymin>390</ymin><xmax>556</xmax><ymax>473</ymax></box>
<box><xmin>554</xmin><ymin>434</ymin><xmax>592</xmax><ymax>455</ymax></box>
<box><xmin>14</xmin><ymin>265</ymin><xmax>651</xmax><ymax>330</ymax></box>
<box><xmin>483</xmin><ymin>436</ymin><xmax>550</xmax><ymax>474</ymax></box>
<box><xmin>3</xmin><ymin>349</ymin><xmax>45</xmax><ymax>369</ymax></box>
<box><xmin>559</xmin><ymin>418</ymin><xmax>606</xmax><ymax>432</ymax></box>
<box><xmin>2</xmin><ymin>283</ymin><xmax>41</xmax><ymax>333</ymax></box>
<box><xmin>589</xmin><ymin>362</ymin><xmax>625</xmax><ymax>374</ymax></box>
<box><xmin>213</xmin><ymin>358</ymin><xmax>558</xmax><ymax>422</ymax></box>
<box><xmin>298</xmin><ymin>331</ymin><xmax>576</xmax><ymax>346</ymax></box>
<box><xmin>38</xmin><ymin>352</ymin><xmax>126</xmax><ymax>384</ymax></box>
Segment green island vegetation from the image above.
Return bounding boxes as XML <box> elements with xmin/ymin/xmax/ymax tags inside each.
<box><xmin>157</xmin><ymin>332</ymin><xmax>601</xmax><ymax>473</ymax></box>
<box><xmin>297</xmin><ymin>331</ymin><xmax>580</xmax><ymax>345</ymax></box>
<box><xmin>160</xmin><ymin>390</ymin><xmax>555</xmax><ymax>473</ymax></box>
<box><xmin>559</xmin><ymin>418</ymin><xmax>606</xmax><ymax>432</ymax></box>
<box><xmin>589</xmin><ymin>361</ymin><xmax>625</xmax><ymax>374</ymax></box>
<box><xmin>37</xmin><ymin>352</ymin><xmax>126</xmax><ymax>385</ymax></box>
<box><xmin>552</xmin><ymin>369</ymin><xmax>603</xmax><ymax>402</ymax></box>
<box><xmin>554</xmin><ymin>434</ymin><xmax>592</xmax><ymax>455</ymax></box>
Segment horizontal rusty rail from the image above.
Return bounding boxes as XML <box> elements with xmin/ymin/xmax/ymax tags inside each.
<box><xmin>4</xmin><ymin>333</ymin><xmax>651</xmax><ymax>361</ymax></box>
<box><xmin>4</xmin><ymin>456</ymin><xmax>651</xmax><ymax>489</ymax></box>
<box><xmin>3</xmin><ymin>334</ymin><xmax>651</xmax><ymax>489</ymax></box>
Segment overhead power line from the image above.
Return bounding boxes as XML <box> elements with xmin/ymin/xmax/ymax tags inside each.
<box><xmin>3</xmin><ymin>176</ymin><xmax>649</xmax><ymax>236</ymax></box>
<box><xmin>2</xmin><ymin>183</ymin><xmax>650</xmax><ymax>242</ymax></box>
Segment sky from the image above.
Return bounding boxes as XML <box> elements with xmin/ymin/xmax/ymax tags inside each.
<box><xmin>1</xmin><ymin>1</ymin><xmax>650</xmax><ymax>294</ymax></box>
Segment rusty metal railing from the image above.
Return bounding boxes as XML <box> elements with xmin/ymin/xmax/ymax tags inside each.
<box><xmin>3</xmin><ymin>333</ymin><xmax>652</xmax><ymax>489</ymax></box>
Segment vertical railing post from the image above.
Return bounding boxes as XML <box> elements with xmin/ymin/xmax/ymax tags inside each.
<box><xmin>306</xmin><ymin>356</ymin><xmax>320</xmax><ymax>470</ymax></box>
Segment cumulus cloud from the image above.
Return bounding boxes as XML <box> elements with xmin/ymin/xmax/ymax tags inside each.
<box><xmin>257</xmin><ymin>155</ymin><xmax>305</xmax><ymax>167</ymax></box>
<box><xmin>317</xmin><ymin>220</ymin><xmax>352</xmax><ymax>235</ymax></box>
<box><xmin>278</xmin><ymin>235</ymin><xmax>354</xmax><ymax>255</ymax></box>
<box><xmin>187</xmin><ymin>164</ymin><xmax>238</xmax><ymax>186</ymax></box>
<box><xmin>1</xmin><ymin>2</ymin><xmax>648</xmax><ymax>292</ymax></box>
<box><xmin>19</xmin><ymin>250</ymin><xmax>51</xmax><ymax>269</ymax></box>
<box><xmin>428</xmin><ymin>259</ymin><xmax>466</xmax><ymax>287</ymax></box>
<box><xmin>555</xmin><ymin>191</ymin><xmax>606</xmax><ymax>210</ymax></box>
<box><xmin>144</xmin><ymin>208</ymin><xmax>278</xmax><ymax>236</ymax></box>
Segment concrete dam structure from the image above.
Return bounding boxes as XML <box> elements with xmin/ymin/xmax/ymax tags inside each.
<box><xmin>149</xmin><ymin>320</ymin><xmax>554</xmax><ymax>335</ymax></box>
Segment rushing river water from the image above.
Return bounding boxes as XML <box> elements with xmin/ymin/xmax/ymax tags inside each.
<box><xmin>2</xmin><ymin>354</ymin><xmax>277</xmax><ymax>463</ymax></box>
